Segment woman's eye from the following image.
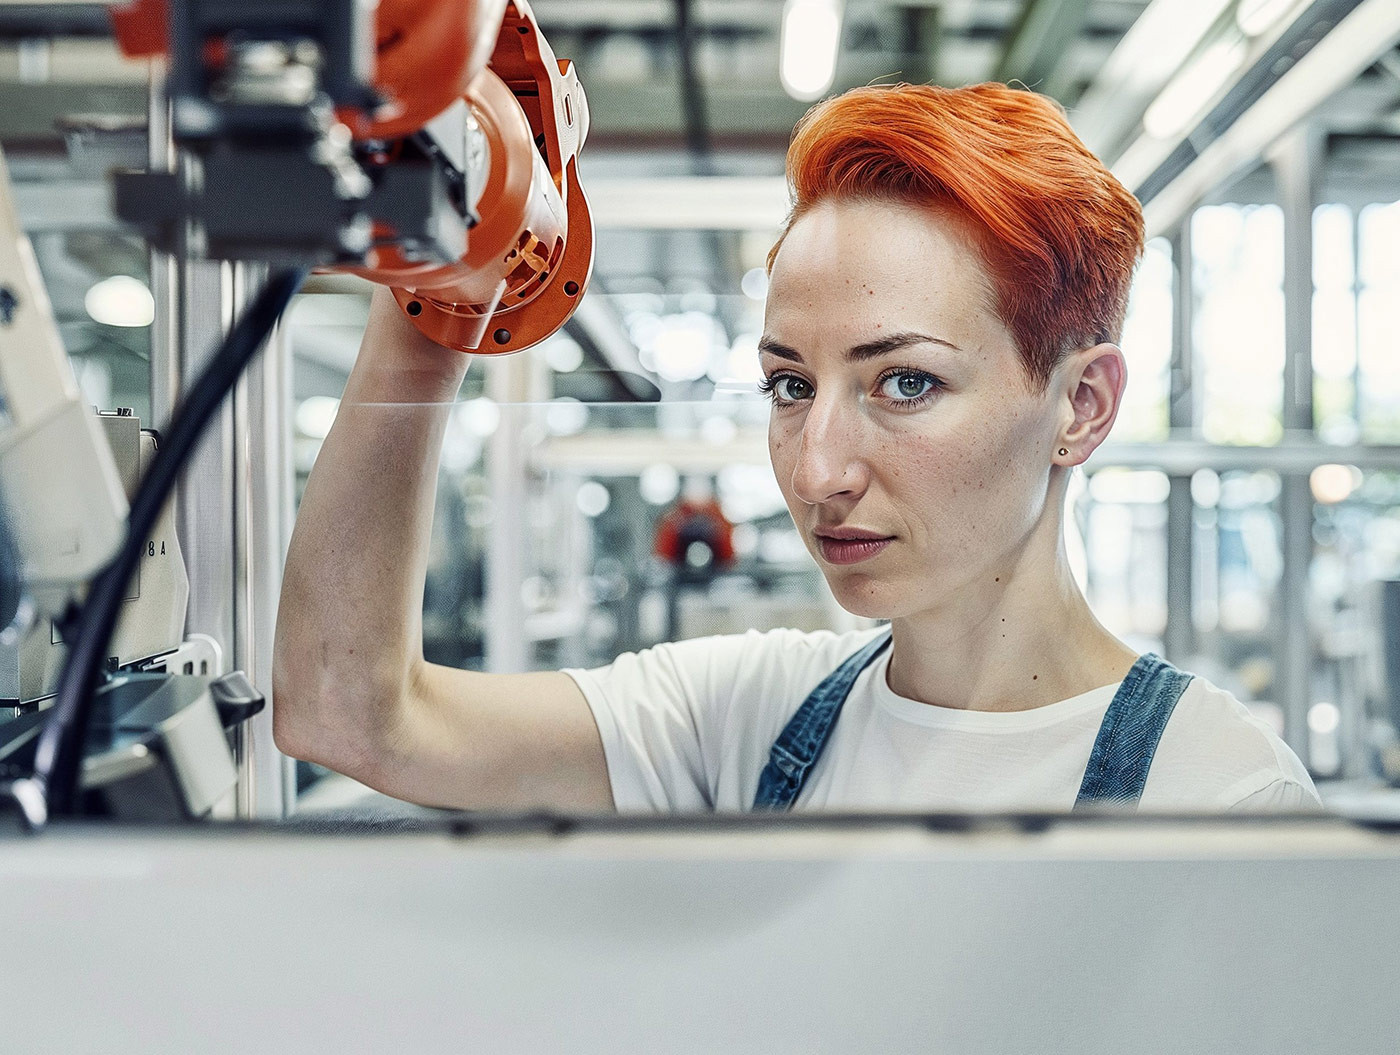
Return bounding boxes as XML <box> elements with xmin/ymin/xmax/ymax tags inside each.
<box><xmin>879</xmin><ymin>372</ymin><xmax>937</xmax><ymax>401</ymax></box>
<box><xmin>773</xmin><ymin>376</ymin><xmax>813</xmax><ymax>402</ymax></box>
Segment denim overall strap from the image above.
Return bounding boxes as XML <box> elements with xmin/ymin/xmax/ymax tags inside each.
<box><xmin>752</xmin><ymin>631</ymin><xmax>894</xmax><ymax>810</ymax></box>
<box><xmin>1073</xmin><ymin>652</ymin><xmax>1193</xmax><ymax>810</ymax></box>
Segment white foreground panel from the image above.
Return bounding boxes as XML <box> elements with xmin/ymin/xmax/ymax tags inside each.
<box><xmin>2</xmin><ymin>817</ymin><xmax>1398</xmax><ymax>1053</ymax></box>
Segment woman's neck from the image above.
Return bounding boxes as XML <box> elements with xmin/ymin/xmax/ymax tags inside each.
<box><xmin>884</xmin><ymin>517</ymin><xmax>1138</xmax><ymax>713</ymax></box>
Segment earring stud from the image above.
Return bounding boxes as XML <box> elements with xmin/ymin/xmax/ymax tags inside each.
<box><xmin>1058</xmin><ymin>447</ymin><xmax>1069</xmax><ymax>457</ymax></box>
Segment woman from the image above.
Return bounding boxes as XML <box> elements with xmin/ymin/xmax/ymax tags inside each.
<box><xmin>272</xmin><ymin>83</ymin><xmax>1318</xmax><ymax>813</ymax></box>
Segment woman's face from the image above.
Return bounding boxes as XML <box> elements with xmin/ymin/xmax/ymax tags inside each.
<box><xmin>762</xmin><ymin>197</ymin><xmax>1066</xmax><ymax>620</ymax></box>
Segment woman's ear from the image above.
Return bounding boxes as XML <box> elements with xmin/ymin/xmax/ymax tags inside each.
<box><xmin>1055</xmin><ymin>344</ymin><xmax>1126</xmax><ymax>465</ymax></box>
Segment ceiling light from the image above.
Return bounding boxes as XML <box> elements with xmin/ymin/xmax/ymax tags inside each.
<box><xmin>1236</xmin><ymin>0</ymin><xmax>1300</xmax><ymax>37</ymax></box>
<box><xmin>780</xmin><ymin>0</ymin><xmax>844</xmax><ymax>102</ymax></box>
<box><xmin>1142</xmin><ymin>38</ymin><xmax>1248</xmax><ymax>140</ymax></box>
<box><xmin>84</xmin><ymin>275</ymin><xmax>154</xmax><ymax>327</ymax></box>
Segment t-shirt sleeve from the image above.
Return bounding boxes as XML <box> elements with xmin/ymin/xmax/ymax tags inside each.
<box><xmin>1226</xmin><ymin>776</ymin><xmax>1325</xmax><ymax>812</ymax></box>
<box><xmin>562</xmin><ymin>633</ymin><xmax>758</xmax><ymax>812</ymax></box>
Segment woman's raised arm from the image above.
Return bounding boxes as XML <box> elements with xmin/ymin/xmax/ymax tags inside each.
<box><xmin>271</xmin><ymin>287</ymin><xmax>613</xmax><ymax>811</ymax></box>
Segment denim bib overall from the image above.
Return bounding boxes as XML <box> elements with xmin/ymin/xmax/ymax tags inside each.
<box><xmin>752</xmin><ymin>630</ymin><xmax>1194</xmax><ymax>811</ymax></box>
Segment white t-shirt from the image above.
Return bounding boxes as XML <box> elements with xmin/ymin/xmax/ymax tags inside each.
<box><xmin>564</xmin><ymin>626</ymin><xmax>1321</xmax><ymax>813</ymax></box>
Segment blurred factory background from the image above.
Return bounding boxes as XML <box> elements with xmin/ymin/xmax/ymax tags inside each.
<box><xmin>4</xmin><ymin>0</ymin><xmax>1400</xmax><ymax>806</ymax></box>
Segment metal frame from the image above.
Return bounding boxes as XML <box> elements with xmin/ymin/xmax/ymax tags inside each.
<box><xmin>1273</xmin><ymin>126</ymin><xmax>1322</xmax><ymax>767</ymax></box>
<box><xmin>147</xmin><ymin>66</ymin><xmax>290</xmax><ymax>818</ymax></box>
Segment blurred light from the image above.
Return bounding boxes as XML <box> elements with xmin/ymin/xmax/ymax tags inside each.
<box><xmin>441</xmin><ymin>408</ymin><xmax>484</xmax><ymax>473</ymax></box>
<box><xmin>1236</xmin><ymin>0</ymin><xmax>1298</xmax><ymax>36</ymax></box>
<box><xmin>700</xmin><ymin>414</ymin><xmax>738</xmax><ymax>446</ymax></box>
<box><xmin>294</xmin><ymin>396</ymin><xmax>339</xmax><ymax>439</ymax></box>
<box><xmin>545</xmin><ymin>396</ymin><xmax>589</xmax><ymax>436</ymax></box>
<box><xmin>1143</xmin><ymin>39</ymin><xmax>1247</xmax><ymax>140</ymax></box>
<box><xmin>732</xmin><ymin>522</ymin><xmax>759</xmax><ymax>556</ymax></box>
<box><xmin>652</xmin><ymin>312</ymin><xmax>715</xmax><ymax>383</ymax></box>
<box><xmin>711</xmin><ymin>332</ymin><xmax>764</xmax><ymax>385</ymax></box>
<box><xmin>1088</xmin><ymin>468</ymin><xmax>1171</xmax><ymax>504</ymax></box>
<box><xmin>685</xmin><ymin>541</ymin><xmax>714</xmax><ymax>568</ymax></box>
<box><xmin>1219</xmin><ymin>470</ymin><xmax>1281</xmax><ymax>508</ymax></box>
<box><xmin>1310</xmin><ymin>463</ymin><xmax>1359</xmax><ymax>504</ymax></box>
<box><xmin>719</xmin><ymin>463</ymin><xmax>788</xmax><ymax>522</ymax></box>
<box><xmin>759</xmin><ymin>528</ymin><xmax>809</xmax><ymax>564</ymax></box>
<box><xmin>780</xmin><ymin>0</ymin><xmax>844</xmax><ymax>102</ymax></box>
<box><xmin>85</xmin><ymin>275</ymin><xmax>154</xmax><ymax>327</ymax></box>
<box><xmin>544</xmin><ymin>336</ymin><xmax>584</xmax><ymax>373</ymax></box>
<box><xmin>678</xmin><ymin>287</ymin><xmax>718</xmax><ymax>314</ymax></box>
<box><xmin>576</xmin><ymin>481</ymin><xmax>611</xmax><ymax>518</ymax></box>
<box><xmin>640</xmin><ymin>463</ymin><xmax>681</xmax><ymax>505</ymax></box>
<box><xmin>1308</xmin><ymin>701</ymin><xmax>1340</xmax><ymax>735</ymax></box>
<box><xmin>741</xmin><ymin>267</ymin><xmax>770</xmax><ymax>301</ymax></box>
<box><xmin>1092</xmin><ymin>0</ymin><xmax>1233</xmax><ymax>99</ymax></box>
<box><xmin>461</xmin><ymin>396</ymin><xmax>501</xmax><ymax>437</ymax></box>
<box><xmin>1191</xmin><ymin>468</ymin><xmax>1221</xmax><ymax>508</ymax></box>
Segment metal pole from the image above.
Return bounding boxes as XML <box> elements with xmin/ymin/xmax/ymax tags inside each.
<box><xmin>147</xmin><ymin>66</ymin><xmax>287</xmax><ymax>817</ymax></box>
<box><xmin>1273</xmin><ymin>126</ymin><xmax>1320</xmax><ymax>768</ymax></box>
<box><xmin>484</xmin><ymin>355</ymin><xmax>545</xmax><ymax>673</ymax></box>
<box><xmin>1164</xmin><ymin>223</ymin><xmax>1196</xmax><ymax>664</ymax></box>
<box><xmin>232</xmin><ymin>263</ymin><xmax>293</xmax><ymax>818</ymax></box>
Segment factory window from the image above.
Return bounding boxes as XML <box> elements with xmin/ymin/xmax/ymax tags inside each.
<box><xmin>1313</xmin><ymin>203</ymin><xmax>1358</xmax><ymax>443</ymax></box>
<box><xmin>1193</xmin><ymin>203</ymin><xmax>1286</xmax><ymax>445</ymax></box>
<box><xmin>1116</xmin><ymin>237</ymin><xmax>1172</xmax><ymax>443</ymax></box>
<box><xmin>1359</xmin><ymin>199</ymin><xmax>1400</xmax><ymax>442</ymax></box>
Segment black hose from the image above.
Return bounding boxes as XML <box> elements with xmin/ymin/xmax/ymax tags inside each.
<box><xmin>29</xmin><ymin>266</ymin><xmax>307</xmax><ymax>819</ymax></box>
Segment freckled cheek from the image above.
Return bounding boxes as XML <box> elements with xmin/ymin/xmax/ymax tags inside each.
<box><xmin>888</xmin><ymin>430</ymin><xmax>1023</xmax><ymax>532</ymax></box>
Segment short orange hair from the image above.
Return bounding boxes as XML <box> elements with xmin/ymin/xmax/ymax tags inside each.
<box><xmin>769</xmin><ymin>83</ymin><xmax>1145</xmax><ymax>387</ymax></box>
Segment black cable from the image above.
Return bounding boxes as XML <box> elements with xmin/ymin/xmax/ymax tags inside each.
<box><xmin>24</xmin><ymin>266</ymin><xmax>307</xmax><ymax>821</ymax></box>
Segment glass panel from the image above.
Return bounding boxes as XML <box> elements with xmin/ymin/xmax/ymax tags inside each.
<box><xmin>1117</xmin><ymin>237</ymin><xmax>1172</xmax><ymax>442</ymax></box>
<box><xmin>1359</xmin><ymin>286</ymin><xmax>1400</xmax><ymax>442</ymax></box>
<box><xmin>1359</xmin><ymin>201</ymin><xmax>1400</xmax><ymax>442</ymax></box>
<box><xmin>28</xmin><ymin>229</ymin><xmax>154</xmax><ymax>423</ymax></box>
<box><xmin>1079</xmin><ymin>468</ymin><xmax>1169</xmax><ymax>641</ymax></box>
<box><xmin>1192</xmin><ymin>204</ymin><xmax>1285</xmax><ymax>445</ymax></box>
<box><xmin>1313</xmin><ymin>202</ymin><xmax>1354</xmax><ymax>289</ymax></box>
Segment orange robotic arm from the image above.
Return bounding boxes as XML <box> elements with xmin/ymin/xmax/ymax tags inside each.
<box><xmin>109</xmin><ymin>0</ymin><xmax>592</xmax><ymax>355</ymax></box>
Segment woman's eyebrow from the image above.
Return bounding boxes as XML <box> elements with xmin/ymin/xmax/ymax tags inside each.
<box><xmin>757</xmin><ymin>332</ymin><xmax>960</xmax><ymax>364</ymax></box>
<box><xmin>757</xmin><ymin>336</ymin><xmax>802</xmax><ymax>362</ymax></box>
<box><xmin>847</xmin><ymin>332</ymin><xmax>961</xmax><ymax>361</ymax></box>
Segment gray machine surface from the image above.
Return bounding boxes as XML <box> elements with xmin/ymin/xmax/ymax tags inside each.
<box><xmin>0</xmin><ymin>410</ymin><xmax>191</xmax><ymax>711</ymax></box>
<box><xmin>2</xmin><ymin>815</ymin><xmax>1399</xmax><ymax>1053</ymax></box>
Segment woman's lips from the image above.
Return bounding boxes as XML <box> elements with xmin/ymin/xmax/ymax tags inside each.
<box><xmin>817</xmin><ymin>534</ymin><xmax>894</xmax><ymax>565</ymax></box>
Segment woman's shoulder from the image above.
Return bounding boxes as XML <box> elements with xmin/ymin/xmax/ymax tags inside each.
<box><xmin>1150</xmin><ymin>667</ymin><xmax>1320</xmax><ymax>810</ymax></box>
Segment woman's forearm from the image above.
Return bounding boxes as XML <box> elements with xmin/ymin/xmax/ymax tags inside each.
<box><xmin>272</xmin><ymin>287</ymin><xmax>469</xmax><ymax>768</ymax></box>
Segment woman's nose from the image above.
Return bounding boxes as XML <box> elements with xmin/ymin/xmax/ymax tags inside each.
<box><xmin>789</xmin><ymin>395</ymin><xmax>870</xmax><ymax>506</ymax></box>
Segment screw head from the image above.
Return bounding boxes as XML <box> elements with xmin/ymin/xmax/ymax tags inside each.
<box><xmin>493</xmin><ymin>328</ymin><xmax>511</xmax><ymax>345</ymax></box>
